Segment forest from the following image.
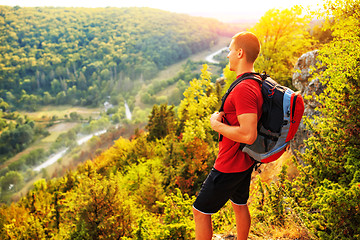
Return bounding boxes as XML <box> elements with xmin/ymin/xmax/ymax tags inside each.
<box><xmin>0</xmin><ymin>5</ymin><xmax>231</xmax><ymax>195</ymax></box>
<box><xmin>0</xmin><ymin>6</ymin><xmax>232</xmax><ymax>111</ymax></box>
<box><xmin>0</xmin><ymin>0</ymin><xmax>360</xmax><ymax>239</ymax></box>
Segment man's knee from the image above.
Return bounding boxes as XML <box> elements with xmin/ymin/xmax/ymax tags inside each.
<box><xmin>231</xmin><ymin>202</ymin><xmax>249</xmax><ymax>213</ymax></box>
<box><xmin>193</xmin><ymin>206</ymin><xmax>211</xmax><ymax>221</ymax></box>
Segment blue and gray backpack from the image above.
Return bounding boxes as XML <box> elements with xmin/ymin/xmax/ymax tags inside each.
<box><xmin>219</xmin><ymin>72</ymin><xmax>305</xmax><ymax>164</ymax></box>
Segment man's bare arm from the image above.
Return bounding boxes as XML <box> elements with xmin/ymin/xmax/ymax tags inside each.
<box><xmin>210</xmin><ymin>112</ymin><xmax>258</xmax><ymax>144</ymax></box>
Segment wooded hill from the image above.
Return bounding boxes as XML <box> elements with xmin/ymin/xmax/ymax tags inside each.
<box><xmin>0</xmin><ymin>6</ymin><xmax>235</xmax><ymax>196</ymax></box>
<box><xmin>1</xmin><ymin>1</ymin><xmax>359</xmax><ymax>239</ymax></box>
<box><xmin>0</xmin><ymin>6</ymin><xmax>232</xmax><ymax>110</ymax></box>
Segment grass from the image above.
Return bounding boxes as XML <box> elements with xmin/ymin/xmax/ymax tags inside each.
<box><xmin>249</xmin><ymin>220</ymin><xmax>314</xmax><ymax>239</ymax></box>
<box><xmin>1</xmin><ymin>117</ymin><xmax>84</xmax><ymax>170</ymax></box>
<box><xmin>19</xmin><ymin>105</ymin><xmax>101</xmax><ymax>121</ymax></box>
<box><xmin>41</xmin><ymin>122</ymin><xmax>80</xmax><ymax>143</ymax></box>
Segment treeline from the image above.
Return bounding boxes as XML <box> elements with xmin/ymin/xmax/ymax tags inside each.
<box><xmin>1</xmin><ymin>1</ymin><xmax>359</xmax><ymax>239</ymax></box>
<box><xmin>0</xmin><ymin>111</ymin><xmax>118</xmax><ymax>203</ymax></box>
<box><xmin>0</xmin><ymin>65</ymin><xmax>221</xmax><ymax>239</ymax></box>
<box><xmin>140</xmin><ymin>60</ymin><xmax>202</xmax><ymax>106</ymax></box>
<box><xmin>0</xmin><ymin>6</ymin><xmax>232</xmax><ymax>110</ymax></box>
<box><xmin>0</xmin><ymin>111</ymin><xmax>49</xmax><ymax>164</ymax></box>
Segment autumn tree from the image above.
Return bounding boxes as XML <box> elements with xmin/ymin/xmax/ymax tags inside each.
<box><xmin>0</xmin><ymin>171</ymin><xmax>24</xmax><ymax>193</ymax></box>
<box><xmin>156</xmin><ymin>189</ymin><xmax>195</xmax><ymax>240</ymax></box>
<box><xmin>175</xmin><ymin>138</ymin><xmax>213</xmax><ymax>195</ymax></box>
<box><xmin>289</xmin><ymin>0</ymin><xmax>360</xmax><ymax>238</ymax></box>
<box><xmin>118</xmin><ymin>156</ymin><xmax>166</xmax><ymax>213</ymax></box>
<box><xmin>0</xmin><ymin>203</ymin><xmax>47</xmax><ymax>239</ymax></box>
<box><xmin>64</xmin><ymin>167</ymin><xmax>135</xmax><ymax>239</ymax></box>
<box><xmin>250</xmin><ymin>6</ymin><xmax>314</xmax><ymax>87</ymax></box>
<box><xmin>178</xmin><ymin>64</ymin><xmax>219</xmax><ymax>143</ymax></box>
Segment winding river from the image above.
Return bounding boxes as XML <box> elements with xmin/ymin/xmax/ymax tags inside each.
<box><xmin>33</xmin><ymin>47</ymin><xmax>225</xmax><ymax>172</ymax></box>
<box><xmin>205</xmin><ymin>47</ymin><xmax>228</xmax><ymax>64</ymax></box>
<box><xmin>33</xmin><ymin>129</ymin><xmax>107</xmax><ymax>172</ymax></box>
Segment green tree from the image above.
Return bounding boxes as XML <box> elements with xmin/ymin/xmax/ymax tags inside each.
<box><xmin>250</xmin><ymin>6</ymin><xmax>314</xmax><ymax>87</ymax></box>
<box><xmin>9</xmin><ymin>124</ymin><xmax>34</xmax><ymax>151</ymax></box>
<box><xmin>18</xmin><ymin>91</ymin><xmax>40</xmax><ymax>111</ymax></box>
<box><xmin>0</xmin><ymin>171</ymin><xmax>24</xmax><ymax>193</ymax></box>
<box><xmin>291</xmin><ymin>0</ymin><xmax>360</xmax><ymax>238</ymax></box>
<box><xmin>23</xmin><ymin>148</ymin><xmax>46</xmax><ymax>166</ymax></box>
<box><xmin>51</xmin><ymin>79</ymin><xmax>62</xmax><ymax>94</ymax></box>
<box><xmin>0</xmin><ymin>118</ymin><xmax>6</xmax><ymax>131</ymax></box>
<box><xmin>69</xmin><ymin>111</ymin><xmax>80</xmax><ymax>121</ymax></box>
<box><xmin>43</xmin><ymin>91</ymin><xmax>55</xmax><ymax>105</ymax></box>
<box><xmin>146</xmin><ymin>103</ymin><xmax>176</xmax><ymax>141</ymax></box>
<box><xmin>0</xmin><ymin>98</ymin><xmax>10</xmax><ymax>112</ymax></box>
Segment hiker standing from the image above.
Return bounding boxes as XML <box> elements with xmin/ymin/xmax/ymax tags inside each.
<box><xmin>193</xmin><ymin>32</ymin><xmax>263</xmax><ymax>240</ymax></box>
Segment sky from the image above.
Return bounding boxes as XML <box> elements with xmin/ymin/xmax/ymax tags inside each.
<box><xmin>0</xmin><ymin>0</ymin><xmax>326</xmax><ymax>22</ymax></box>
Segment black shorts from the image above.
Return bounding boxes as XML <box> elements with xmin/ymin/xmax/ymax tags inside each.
<box><xmin>193</xmin><ymin>165</ymin><xmax>254</xmax><ymax>215</ymax></box>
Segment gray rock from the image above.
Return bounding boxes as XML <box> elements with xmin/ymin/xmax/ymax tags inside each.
<box><xmin>290</xmin><ymin>50</ymin><xmax>326</xmax><ymax>159</ymax></box>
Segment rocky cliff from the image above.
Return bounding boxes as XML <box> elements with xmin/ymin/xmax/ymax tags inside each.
<box><xmin>290</xmin><ymin>50</ymin><xmax>326</xmax><ymax>160</ymax></box>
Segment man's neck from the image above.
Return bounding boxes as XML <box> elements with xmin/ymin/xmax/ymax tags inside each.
<box><xmin>236</xmin><ymin>66</ymin><xmax>255</xmax><ymax>77</ymax></box>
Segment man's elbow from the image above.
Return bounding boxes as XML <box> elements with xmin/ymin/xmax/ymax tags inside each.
<box><xmin>242</xmin><ymin>132</ymin><xmax>257</xmax><ymax>145</ymax></box>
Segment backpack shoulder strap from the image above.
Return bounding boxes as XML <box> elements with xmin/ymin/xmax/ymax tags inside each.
<box><xmin>218</xmin><ymin>72</ymin><xmax>265</xmax><ymax>142</ymax></box>
<box><xmin>219</xmin><ymin>72</ymin><xmax>265</xmax><ymax>112</ymax></box>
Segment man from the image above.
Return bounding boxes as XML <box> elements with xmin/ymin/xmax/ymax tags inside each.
<box><xmin>192</xmin><ymin>32</ymin><xmax>263</xmax><ymax>240</ymax></box>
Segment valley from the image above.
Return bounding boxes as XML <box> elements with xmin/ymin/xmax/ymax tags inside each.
<box><xmin>0</xmin><ymin>36</ymin><xmax>231</xmax><ymax>203</ymax></box>
<box><xmin>1</xmin><ymin>2</ymin><xmax>359</xmax><ymax>239</ymax></box>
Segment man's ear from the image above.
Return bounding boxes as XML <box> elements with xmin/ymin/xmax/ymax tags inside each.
<box><xmin>237</xmin><ymin>48</ymin><xmax>244</xmax><ymax>59</ymax></box>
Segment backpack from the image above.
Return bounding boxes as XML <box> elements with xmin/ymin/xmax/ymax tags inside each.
<box><xmin>219</xmin><ymin>72</ymin><xmax>305</xmax><ymax>164</ymax></box>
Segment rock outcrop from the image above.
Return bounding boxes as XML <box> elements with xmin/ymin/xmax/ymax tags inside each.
<box><xmin>290</xmin><ymin>50</ymin><xmax>326</xmax><ymax>159</ymax></box>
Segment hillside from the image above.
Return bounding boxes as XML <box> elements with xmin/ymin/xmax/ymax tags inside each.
<box><xmin>1</xmin><ymin>1</ymin><xmax>360</xmax><ymax>239</ymax></box>
<box><xmin>0</xmin><ymin>6</ymin><xmax>237</xmax><ymax>196</ymax></box>
<box><xmin>0</xmin><ymin>6</ymin><xmax>233</xmax><ymax>110</ymax></box>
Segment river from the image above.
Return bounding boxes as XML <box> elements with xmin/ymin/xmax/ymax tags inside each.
<box><xmin>33</xmin><ymin>129</ymin><xmax>107</xmax><ymax>172</ymax></box>
<box><xmin>125</xmin><ymin>101</ymin><xmax>132</xmax><ymax>120</ymax></box>
<box><xmin>205</xmin><ymin>47</ymin><xmax>228</xmax><ymax>64</ymax></box>
<box><xmin>33</xmin><ymin>48</ymin><xmax>223</xmax><ymax>172</ymax></box>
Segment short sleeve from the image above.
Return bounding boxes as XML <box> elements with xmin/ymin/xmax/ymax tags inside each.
<box><xmin>231</xmin><ymin>80</ymin><xmax>260</xmax><ymax>116</ymax></box>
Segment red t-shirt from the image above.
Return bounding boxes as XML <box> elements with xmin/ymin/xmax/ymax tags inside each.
<box><xmin>214</xmin><ymin>75</ymin><xmax>263</xmax><ymax>173</ymax></box>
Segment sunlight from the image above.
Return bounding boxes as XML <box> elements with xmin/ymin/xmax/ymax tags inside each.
<box><xmin>0</xmin><ymin>0</ymin><xmax>325</xmax><ymax>22</ymax></box>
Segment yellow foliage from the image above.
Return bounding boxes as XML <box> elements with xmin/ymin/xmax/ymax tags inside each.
<box><xmin>250</xmin><ymin>6</ymin><xmax>315</xmax><ymax>86</ymax></box>
<box><xmin>63</xmin><ymin>172</ymin><xmax>135</xmax><ymax>238</ymax></box>
<box><xmin>179</xmin><ymin>64</ymin><xmax>219</xmax><ymax>142</ymax></box>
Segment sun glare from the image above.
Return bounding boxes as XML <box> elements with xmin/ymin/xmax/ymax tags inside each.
<box><xmin>0</xmin><ymin>0</ymin><xmax>325</xmax><ymax>22</ymax></box>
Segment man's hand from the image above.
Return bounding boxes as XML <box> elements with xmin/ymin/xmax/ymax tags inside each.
<box><xmin>209</xmin><ymin>112</ymin><xmax>258</xmax><ymax>144</ymax></box>
<box><xmin>210</xmin><ymin>111</ymin><xmax>225</xmax><ymax>132</ymax></box>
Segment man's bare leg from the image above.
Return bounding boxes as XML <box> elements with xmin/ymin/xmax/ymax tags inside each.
<box><xmin>231</xmin><ymin>202</ymin><xmax>251</xmax><ymax>240</ymax></box>
<box><xmin>193</xmin><ymin>207</ymin><xmax>213</xmax><ymax>240</ymax></box>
